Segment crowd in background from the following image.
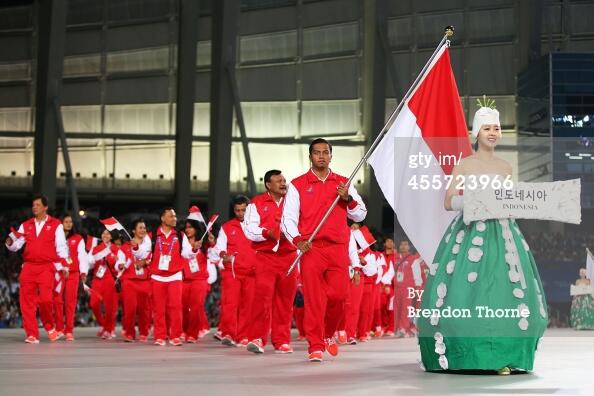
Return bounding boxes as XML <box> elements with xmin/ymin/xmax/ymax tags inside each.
<box><xmin>0</xmin><ymin>207</ymin><xmax>591</xmax><ymax>330</ymax></box>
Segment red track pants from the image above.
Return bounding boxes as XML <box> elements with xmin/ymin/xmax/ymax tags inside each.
<box><xmin>121</xmin><ymin>279</ymin><xmax>152</xmax><ymax>338</ymax></box>
<box><xmin>248</xmin><ymin>250</ymin><xmax>298</xmax><ymax>348</ymax></box>
<box><xmin>151</xmin><ymin>279</ymin><xmax>182</xmax><ymax>340</ymax></box>
<box><xmin>19</xmin><ymin>263</ymin><xmax>55</xmax><ymax>338</ymax></box>
<box><xmin>300</xmin><ymin>242</ymin><xmax>349</xmax><ymax>354</ymax></box>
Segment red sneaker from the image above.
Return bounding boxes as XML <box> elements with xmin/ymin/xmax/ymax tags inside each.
<box><xmin>347</xmin><ymin>337</ymin><xmax>358</xmax><ymax>345</ymax></box>
<box><xmin>186</xmin><ymin>337</ymin><xmax>197</xmax><ymax>344</ymax></box>
<box><xmin>56</xmin><ymin>331</ymin><xmax>64</xmax><ymax>340</ymax></box>
<box><xmin>96</xmin><ymin>328</ymin><xmax>105</xmax><ymax>338</ymax></box>
<box><xmin>237</xmin><ymin>339</ymin><xmax>249</xmax><ymax>347</ymax></box>
<box><xmin>198</xmin><ymin>329</ymin><xmax>209</xmax><ymax>338</ymax></box>
<box><xmin>384</xmin><ymin>331</ymin><xmax>395</xmax><ymax>337</ymax></box>
<box><xmin>65</xmin><ymin>333</ymin><xmax>75</xmax><ymax>342</ymax></box>
<box><xmin>221</xmin><ymin>335</ymin><xmax>236</xmax><ymax>347</ymax></box>
<box><xmin>47</xmin><ymin>329</ymin><xmax>59</xmax><ymax>342</ymax></box>
<box><xmin>138</xmin><ymin>335</ymin><xmax>148</xmax><ymax>343</ymax></box>
<box><xmin>25</xmin><ymin>336</ymin><xmax>39</xmax><ymax>344</ymax></box>
<box><xmin>337</xmin><ymin>330</ymin><xmax>348</xmax><ymax>345</ymax></box>
<box><xmin>179</xmin><ymin>333</ymin><xmax>186</xmax><ymax>342</ymax></box>
<box><xmin>169</xmin><ymin>338</ymin><xmax>182</xmax><ymax>346</ymax></box>
<box><xmin>374</xmin><ymin>326</ymin><xmax>383</xmax><ymax>338</ymax></box>
<box><xmin>213</xmin><ymin>331</ymin><xmax>223</xmax><ymax>341</ymax></box>
<box><xmin>308</xmin><ymin>351</ymin><xmax>323</xmax><ymax>362</ymax></box>
<box><xmin>247</xmin><ymin>339</ymin><xmax>264</xmax><ymax>354</ymax></box>
<box><xmin>154</xmin><ymin>339</ymin><xmax>166</xmax><ymax>346</ymax></box>
<box><xmin>324</xmin><ymin>337</ymin><xmax>339</xmax><ymax>356</ymax></box>
<box><xmin>275</xmin><ymin>344</ymin><xmax>293</xmax><ymax>354</ymax></box>
<box><xmin>124</xmin><ymin>335</ymin><xmax>135</xmax><ymax>343</ymax></box>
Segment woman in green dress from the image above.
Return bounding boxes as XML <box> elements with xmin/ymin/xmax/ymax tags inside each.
<box><xmin>417</xmin><ymin>104</ymin><xmax>548</xmax><ymax>375</ymax></box>
<box><xmin>569</xmin><ymin>268</ymin><xmax>594</xmax><ymax>330</ymax></box>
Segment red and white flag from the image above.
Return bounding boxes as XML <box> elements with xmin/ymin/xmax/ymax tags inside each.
<box><xmin>368</xmin><ymin>45</ymin><xmax>472</xmax><ymax>264</ymax></box>
<box><xmin>100</xmin><ymin>217</ymin><xmax>125</xmax><ymax>232</ymax></box>
<box><xmin>187</xmin><ymin>205</ymin><xmax>206</xmax><ymax>224</ymax></box>
<box><xmin>352</xmin><ymin>226</ymin><xmax>376</xmax><ymax>251</ymax></box>
<box><xmin>83</xmin><ymin>283</ymin><xmax>103</xmax><ymax>301</ymax></box>
<box><xmin>200</xmin><ymin>214</ymin><xmax>219</xmax><ymax>241</ymax></box>
<box><xmin>205</xmin><ymin>214</ymin><xmax>219</xmax><ymax>233</ymax></box>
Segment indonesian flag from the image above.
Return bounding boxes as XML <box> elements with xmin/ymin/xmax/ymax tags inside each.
<box><xmin>100</xmin><ymin>217</ymin><xmax>125</xmax><ymax>232</ymax></box>
<box><xmin>205</xmin><ymin>214</ymin><xmax>219</xmax><ymax>233</ymax></box>
<box><xmin>86</xmin><ymin>235</ymin><xmax>99</xmax><ymax>252</ymax></box>
<box><xmin>187</xmin><ymin>205</ymin><xmax>206</xmax><ymax>224</ymax></box>
<box><xmin>200</xmin><ymin>214</ymin><xmax>219</xmax><ymax>241</ymax></box>
<box><xmin>352</xmin><ymin>226</ymin><xmax>376</xmax><ymax>251</ymax></box>
<box><xmin>368</xmin><ymin>45</ymin><xmax>472</xmax><ymax>264</ymax></box>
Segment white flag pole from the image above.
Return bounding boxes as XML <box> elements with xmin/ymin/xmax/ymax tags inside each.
<box><xmin>286</xmin><ymin>26</ymin><xmax>455</xmax><ymax>276</ymax></box>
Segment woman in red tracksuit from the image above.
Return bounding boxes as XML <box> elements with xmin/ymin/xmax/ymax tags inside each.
<box><xmin>89</xmin><ymin>229</ymin><xmax>125</xmax><ymax>339</ymax></box>
<box><xmin>53</xmin><ymin>214</ymin><xmax>89</xmax><ymax>341</ymax></box>
<box><xmin>181</xmin><ymin>219</ymin><xmax>210</xmax><ymax>343</ymax></box>
<box><xmin>118</xmin><ymin>219</ymin><xmax>152</xmax><ymax>342</ymax></box>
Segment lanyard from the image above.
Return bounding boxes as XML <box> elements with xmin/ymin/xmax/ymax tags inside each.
<box><xmin>157</xmin><ymin>235</ymin><xmax>177</xmax><ymax>256</ymax></box>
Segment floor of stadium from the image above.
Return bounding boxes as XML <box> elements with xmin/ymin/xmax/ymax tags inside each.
<box><xmin>0</xmin><ymin>328</ymin><xmax>593</xmax><ymax>396</ymax></box>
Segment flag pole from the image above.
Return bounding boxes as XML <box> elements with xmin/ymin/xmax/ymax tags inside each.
<box><xmin>286</xmin><ymin>26</ymin><xmax>455</xmax><ymax>276</ymax></box>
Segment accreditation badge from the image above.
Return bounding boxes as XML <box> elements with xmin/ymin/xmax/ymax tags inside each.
<box><xmin>189</xmin><ymin>257</ymin><xmax>199</xmax><ymax>273</ymax></box>
<box><xmin>158</xmin><ymin>254</ymin><xmax>171</xmax><ymax>271</ymax></box>
<box><xmin>96</xmin><ymin>265</ymin><xmax>106</xmax><ymax>279</ymax></box>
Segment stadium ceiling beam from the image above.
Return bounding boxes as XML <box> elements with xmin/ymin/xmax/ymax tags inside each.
<box><xmin>516</xmin><ymin>0</ymin><xmax>544</xmax><ymax>72</ymax></box>
<box><xmin>32</xmin><ymin>0</ymin><xmax>67</xmax><ymax>208</ymax></box>
<box><xmin>174</xmin><ymin>0</ymin><xmax>200</xmax><ymax>215</ymax></box>
<box><xmin>362</xmin><ymin>0</ymin><xmax>388</xmax><ymax>232</ymax></box>
<box><xmin>0</xmin><ymin>131</ymin><xmax>368</xmax><ymax>146</ymax></box>
<box><xmin>209</xmin><ymin>0</ymin><xmax>241</xmax><ymax>221</ymax></box>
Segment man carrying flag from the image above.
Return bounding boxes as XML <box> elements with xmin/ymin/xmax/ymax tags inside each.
<box><xmin>282</xmin><ymin>139</ymin><xmax>367</xmax><ymax>362</ymax></box>
<box><xmin>4</xmin><ymin>194</ymin><xmax>70</xmax><ymax>343</ymax></box>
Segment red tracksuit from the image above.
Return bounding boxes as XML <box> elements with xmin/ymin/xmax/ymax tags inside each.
<box><xmin>393</xmin><ymin>252</ymin><xmax>421</xmax><ymax>334</ymax></box>
<box><xmin>244</xmin><ymin>192</ymin><xmax>298</xmax><ymax>348</ymax></box>
<box><xmin>149</xmin><ymin>228</ymin><xmax>193</xmax><ymax>341</ymax></box>
<box><xmin>344</xmin><ymin>268</ymin><xmax>364</xmax><ymax>340</ymax></box>
<box><xmin>182</xmin><ymin>249</ymin><xmax>210</xmax><ymax>340</ymax></box>
<box><xmin>120</xmin><ymin>239</ymin><xmax>152</xmax><ymax>339</ymax></box>
<box><xmin>53</xmin><ymin>234</ymin><xmax>86</xmax><ymax>334</ymax></box>
<box><xmin>371</xmin><ymin>251</ymin><xmax>386</xmax><ymax>334</ymax></box>
<box><xmin>281</xmin><ymin>170</ymin><xmax>367</xmax><ymax>354</ymax></box>
<box><xmin>212</xmin><ymin>218</ymin><xmax>256</xmax><ymax>343</ymax></box>
<box><xmin>380</xmin><ymin>251</ymin><xmax>396</xmax><ymax>333</ymax></box>
<box><xmin>9</xmin><ymin>216</ymin><xmax>68</xmax><ymax>339</ymax></box>
<box><xmin>89</xmin><ymin>243</ymin><xmax>121</xmax><ymax>334</ymax></box>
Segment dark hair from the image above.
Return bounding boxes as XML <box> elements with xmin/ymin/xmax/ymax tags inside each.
<box><xmin>473</xmin><ymin>138</ymin><xmax>479</xmax><ymax>152</ymax></box>
<box><xmin>32</xmin><ymin>193</ymin><xmax>48</xmax><ymax>207</ymax></box>
<box><xmin>109</xmin><ymin>230</ymin><xmax>122</xmax><ymax>243</ymax></box>
<box><xmin>232</xmin><ymin>195</ymin><xmax>250</xmax><ymax>207</ymax></box>
<box><xmin>131</xmin><ymin>218</ymin><xmax>145</xmax><ymax>236</ymax></box>
<box><xmin>184</xmin><ymin>219</ymin><xmax>207</xmax><ymax>252</ymax></box>
<box><xmin>308</xmin><ymin>138</ymin><xmax>332</xmax><ymax>155</ymax></box>
<box><xmin>264</xmin><ymin>169</ymin><xmax>282</xmax><ymax>189</ymax></box>
<box><xmin>160</xmin><ymin>207</ymin><xmax>175</xmax><ymax>218</ymax></box>
<box><xmin>62</xmin><ymin>212</ymin><xmax>78</xmax><ymax>239</ymax></box>
<box><xmin>185</xmin><ymin>219</ymin><xmax>206</xmax><ymax>237</ymax></box>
